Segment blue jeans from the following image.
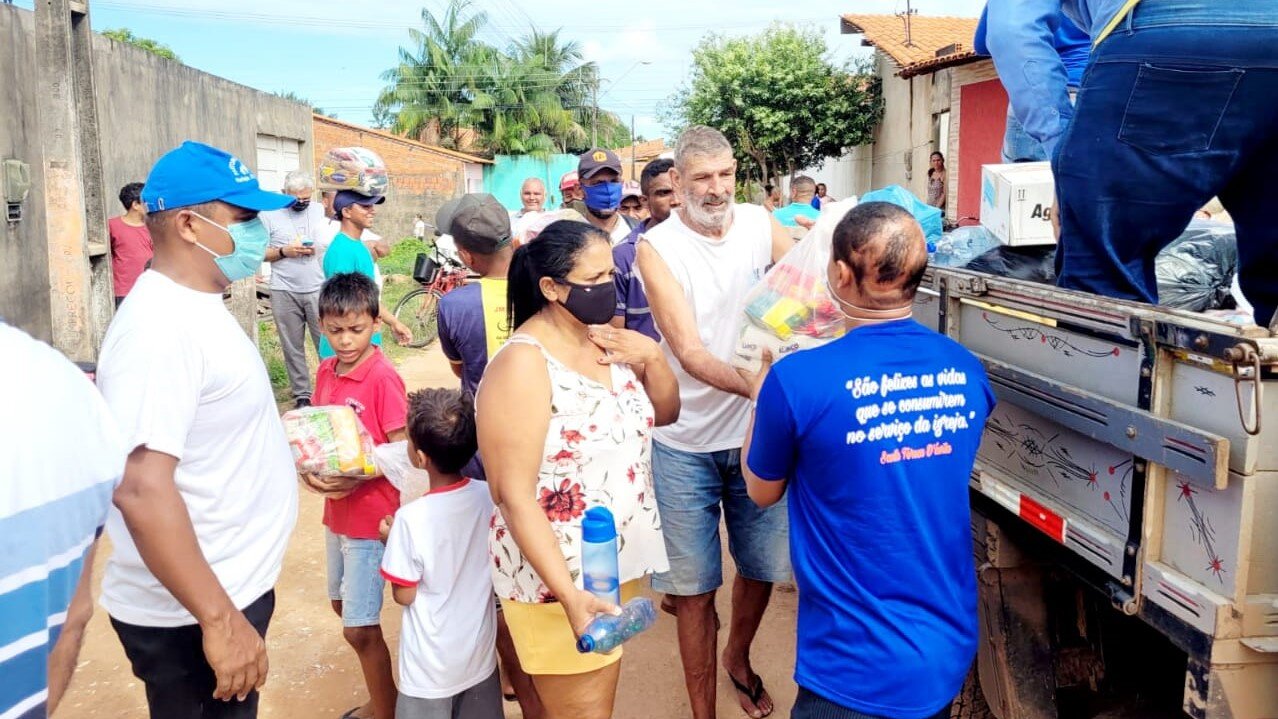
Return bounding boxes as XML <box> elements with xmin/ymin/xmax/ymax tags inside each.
<box><xmin>649</xmin><ymin>442</ymin><xmax>791</xmax><ymax>595</ymax></box>
<box><xmin>792</xmin><ymin>687</ymin><xmax>952</xmax><ymax>719</ymax></box>
<box><xmin>1053</xmin><ymin>0</ymin><xmax>1278</xmax><ymax>326</ymax></box>
<box><xmin>325</xmin><ymin>529</ymin><xmax>387</xmax><ymax>627</ymax></box>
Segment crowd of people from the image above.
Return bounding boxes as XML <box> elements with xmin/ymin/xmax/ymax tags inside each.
<box><xmin>15</xmin><ymin>2</ymin><xmax>1278</xmax><ymax>715</ymax></box>
<box><xmin>5</xmin><ymin>126</ymin><xmax>998</xmax><ymax>719</ymax></box>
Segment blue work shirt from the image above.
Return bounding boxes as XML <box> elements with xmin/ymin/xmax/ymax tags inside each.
<box><xmin>975</xmin><ymin>0</ymin><xmax>1138</xmax><ymax>157</ymax></box>
<box><xmin>747</xmin><ymin>320</ymin><xmax>995</xmax><ymax>719</ymax></box>
<box><xmin>613</xmin><ymin>219</ymin><xmax>660</xmax><ymax>342</ymax></box>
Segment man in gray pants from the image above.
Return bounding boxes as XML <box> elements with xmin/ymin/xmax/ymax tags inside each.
<box><xmin>261</xmin><ymin>170</ymin><xmax>326</xmax><ymax>408</ymax></box>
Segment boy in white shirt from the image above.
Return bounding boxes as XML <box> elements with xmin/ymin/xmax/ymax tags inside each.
<box><xmin>380</xmin><ymin>389</ymin><xmax>501</xmax><ymax>719</ymax></box>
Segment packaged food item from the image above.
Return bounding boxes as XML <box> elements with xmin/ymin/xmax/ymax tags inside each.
<box><xmin>282</xmin><ymin>405</ymin><xmax>379</xmax><ymax>478</ymax></box>
<box><xmin>317</xmin><ymin>147</ymin><xmax>389</xmax><ymax>197</ymax></box>
<box><xmin>732</xmin><ymin>198</ymin><xmax>859</xmax><ymax>372</ymax></box>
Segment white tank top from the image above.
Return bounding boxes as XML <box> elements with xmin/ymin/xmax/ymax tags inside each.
<box><xmin>641</xmin><ymin>203</ymin><xmax>773</xmax><ymax>453</ymax></box>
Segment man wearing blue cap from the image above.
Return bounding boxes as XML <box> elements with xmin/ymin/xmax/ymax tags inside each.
<box><xmin>96</xmin><ymin>141</ymin><xmax>301</xmax><ymax>718</ymax></box>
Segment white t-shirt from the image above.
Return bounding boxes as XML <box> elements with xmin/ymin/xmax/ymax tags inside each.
<box><xmin>381</xmin><ymin>480</ymin><xmax>497</xmax><ymax>699</ymax></box>
<box><xmin>605</xmin><ymin>215</ymin><xmax>633</xmax><ymax>246</ymax></box>
<box><xmin>96</xmin><ymin>271</ymin><xmax>299</xmax><ymax>627</ymax></box>
<box><xmin>640</xmin><ymin>203</ymin><xmax>774</xmax><ymax>453</ymax></box>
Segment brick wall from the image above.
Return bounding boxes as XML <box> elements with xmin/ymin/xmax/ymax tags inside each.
<box><xmin>313</xmin><ymin>115</ymin><xmax>487</xmax><ymax>242</ymax></box>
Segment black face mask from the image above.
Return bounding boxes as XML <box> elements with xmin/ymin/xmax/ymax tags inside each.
<box><xmin>291</xmin><ymin>199</ymin><xmax>311</xmax><ymax>211</ymax></box>
<box><xmin>557</xmin><ymin>280</ymin><xmax>616</xmax><ymax>326</ymax></box>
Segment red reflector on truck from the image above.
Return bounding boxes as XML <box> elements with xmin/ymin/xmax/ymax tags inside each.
<box><xmin>1018</xmin><ymin>495</ymin><xmax>1066</xmax><ymax>543</ymax></box>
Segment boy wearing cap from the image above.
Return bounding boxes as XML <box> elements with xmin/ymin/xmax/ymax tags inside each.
<box><xmin>578</xmin><ymin>148</ymin><xmax>638</xmax><ymax>246</ymax></box>
<box><xmin>619</xmin><ymin>180</ymin><xmax>647</xmax><ymax>223</ymax></box>
<box><xmin>318</xmin><ymin>189</ymin><xmax>413</xmax><ymax>359</ymax></box>
<box><xmin>96</xmin><ymin>141</ymin><xmax>300</xmax><ymax>718</ymax></box>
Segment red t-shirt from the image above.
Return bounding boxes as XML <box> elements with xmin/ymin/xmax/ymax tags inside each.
<box><xmin>314</xmin><ymin>348</ymin><xmax>408</xmax><ymax>539</ymax></box>
<box><xmin>108</xmin><ymin>217</ymin><xmax>154</xmax><ymax>298</ymax></box>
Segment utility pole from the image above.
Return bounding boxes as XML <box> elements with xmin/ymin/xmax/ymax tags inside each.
<box><xmin>35</xmin><ymin>0</ymin><xmax>111</xmax><ymax>361</ymax></box>
<box><xmin>630</xmin><ymin>114</ymin><xmax>636</xmax><ymax>179</ymax></box>
<box><xmin>591</xmin><ymin>79</ymin><xmax>599</xmax><ymax>148</ymax></box>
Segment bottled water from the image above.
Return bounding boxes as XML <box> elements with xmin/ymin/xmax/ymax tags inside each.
<box><xmin>580</xmin><ymin>507</ymin><xmax>620</xmax><ymax>605</ymax></box>
<box><xmin>576</xmin><ymin>597</ymin><xmax>657</xmax><ymax>654</ymax></box>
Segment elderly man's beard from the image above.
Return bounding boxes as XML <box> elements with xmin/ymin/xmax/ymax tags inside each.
<box><xmin>682</xmin><ymin>187</ymin><xmax>733</xmax><ymax>231</ymax></box>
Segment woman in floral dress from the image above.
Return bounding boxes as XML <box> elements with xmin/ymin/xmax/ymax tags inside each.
<box><xmin>475</xmin><ymin>221</ymin><xmax>679</xmax><ymax>718</ymax></box>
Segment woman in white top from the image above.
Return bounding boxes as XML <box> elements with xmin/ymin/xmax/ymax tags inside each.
<box><xmin>476</xmin><ymin>220</ymin><xmax>679</xmax><ymax>719</ymax></box>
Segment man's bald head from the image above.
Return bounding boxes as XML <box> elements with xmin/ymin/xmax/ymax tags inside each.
<box><xmin>520</xmin><ymin>177</ymin><xmax>546</xmax><ymax>212</ymax></box>
<box><xmin>831</xmin><ymin>202</ymin><xmax>929</xmax><ymax>307</ymax></box>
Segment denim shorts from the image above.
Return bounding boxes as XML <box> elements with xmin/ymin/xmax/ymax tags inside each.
<box><xmin>325</xmin><ymin>529</ymin><xmax>387</xmax><ymax>627</ymax></box>
<box><xmin>650</xmin><ymin>442</ymin><xmax>790</xmax><ymax>595</ymax></box>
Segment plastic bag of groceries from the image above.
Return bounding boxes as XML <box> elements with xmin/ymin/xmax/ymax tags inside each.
<box><xmin>372</xmin><ymin>441</ymin><xmax>431</xmax><ymax>504</ymax></box>
<box><xmin>282</xmin><ymin>405</ymin><xmax>380</xmax><ymax>478</ymax></box>
<box><xmin>317</xmin><ymin>147</ymin><xmax>389</xmax><ymax>197</ymax></box>
<box><xmin>1154</xmin><ymin>219</ymin><xmax>1237</xmax><ymax>312</ymax></box>
<box><xmin>731</xmin><ymin>198</ymin><xmax>859</xmax><ymax>373</ymax></box>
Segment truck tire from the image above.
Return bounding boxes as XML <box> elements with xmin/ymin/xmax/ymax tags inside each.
<box><xmin>950</xmin><ymin>670</ymin><xmax>994</xmax><ymax>719</ymax></box>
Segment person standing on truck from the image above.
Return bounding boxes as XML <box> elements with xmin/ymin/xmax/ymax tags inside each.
<box><xmin>739</xmin><ymin>202</ymin><xmax>996</xmax><ymax>719</ymax></box>
<box><xmin>982</xmin><ymin>0</ymin><xmax>1278</xmax><ymax>329</ymax></box>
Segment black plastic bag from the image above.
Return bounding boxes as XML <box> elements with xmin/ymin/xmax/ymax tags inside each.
<box><xmin>1154</xmin><ymin>220</ymin><xmax>1237</xmax><ymax>312</ymax></box>
<box><xmin>964</xmin><ymin>245</ymin><xmax>1058</xmax><ymax>283</ymax></box>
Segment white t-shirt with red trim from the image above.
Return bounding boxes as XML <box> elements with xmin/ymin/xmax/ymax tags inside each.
<box><xmin>380</xmin><ymin>478</ymin><xmax>496</xmax><ymax>699</ymax></box>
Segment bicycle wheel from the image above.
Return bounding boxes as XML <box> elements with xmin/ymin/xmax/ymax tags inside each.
<box><xmin>393</xmin><ymin>287</ymin><xmax>443</xmax><ymax>349</ymax></box>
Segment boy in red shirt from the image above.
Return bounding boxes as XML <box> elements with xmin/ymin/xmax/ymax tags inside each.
<box><xmin>305</xmin><ymin>272</ymin><xmax>406</xmax><ymax>719</ymax></box>
<box><xmin>108</xmin><ymin>182</ymin><xmax>153</xmax><ymax>307</ymax></box>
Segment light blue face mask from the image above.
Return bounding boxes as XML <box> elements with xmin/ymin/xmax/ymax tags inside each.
<box><xmin>191</xmin><ymin>211</ymin><xmax>270</xmax><ymax>283</ymax></box>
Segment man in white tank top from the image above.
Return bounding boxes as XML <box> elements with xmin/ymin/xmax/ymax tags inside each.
<box><xmin>636</xmin><ymin>126</ymin><xmax>795</xmax><ymax>719</ymax></box>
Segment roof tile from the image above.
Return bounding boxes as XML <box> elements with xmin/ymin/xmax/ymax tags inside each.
<box><xmin>840</xmin><ymin>14</ymin><xmax>981</xmax><ymax>77</ymax></box>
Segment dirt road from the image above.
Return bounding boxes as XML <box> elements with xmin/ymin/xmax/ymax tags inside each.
<box><xmin>59</xmin><ymin>346</ymin><xmax>799</xmax><ymax>719</ymax></box>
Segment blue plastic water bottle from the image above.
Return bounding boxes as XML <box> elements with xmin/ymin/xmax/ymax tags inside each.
<box><xmin>580</xmin><ymin>506</ymin><xmax>621</xmax><ymax>606</ymax></box>
<box><xmin>576</xmin><ymin>597</ymin><xmax>658</xmax><ymax>654</ymax></box>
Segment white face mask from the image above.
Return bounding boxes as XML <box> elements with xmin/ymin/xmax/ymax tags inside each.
<box><xmin>825</xmin><ymin>276</ymin><xmax>913</xmax><ymax>324</ymax></box>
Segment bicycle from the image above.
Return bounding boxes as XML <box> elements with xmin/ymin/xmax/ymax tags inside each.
<box><xmin>393</xmin><ymin>247</ymin><xmax>473</xmax><ymax>348</ymax></box>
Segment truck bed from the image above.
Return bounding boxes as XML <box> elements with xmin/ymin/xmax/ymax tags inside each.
<box><xmin>915</xmin><ymin>267</ymin><xmax>1278</xmax><ymax>716</ymax></box>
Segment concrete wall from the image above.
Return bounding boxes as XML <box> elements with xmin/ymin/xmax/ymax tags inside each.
<box><xmin>313</xmin><ymin>116</ymin><xmax>479</xmax><ymax>243</ymax></box>
<box><xmin>0</xmin><ymin>4</ymin><xmax>312</xmax><ymax>345</ymax></box>
<box><xmin>866</xmin><ymin>54</ymin><xmax>946</xmax><ymax>202</ymax></box>
<box><xmin>485</xmin><ymin>154</ymin><xmax>579</xmax><ymax>212</ymax></box>
<box><xmin>0</xmin><ymin>4</ymin><xmax>53</xmax><ymax>339</ymax></box>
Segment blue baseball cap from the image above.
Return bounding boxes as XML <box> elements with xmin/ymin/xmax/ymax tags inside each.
<box><xmin>141</xmin><ymin>141</ymin><xmax>293</xmax><ymax>213</ymax></box>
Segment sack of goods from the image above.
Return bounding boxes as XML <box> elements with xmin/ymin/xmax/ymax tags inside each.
<box><xmin>732</xmin><ymin>198</ymin><xmax>860</xmax><ymax>373</ymax></box>
<box><xmin>317</xmin><ymin>146</ymin><xmax>389</xmax><ymax>197</ymax></box>
<box><xmin>283</xmin><ymin>405</ymin><xmax>380</xmax><ymax>478</ymax></box>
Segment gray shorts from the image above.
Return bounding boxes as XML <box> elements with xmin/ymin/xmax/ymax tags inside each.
<box><xmin>395</xmin><ymin>668</ymin><xmax>502</xmax><ymax>719</ymax></box>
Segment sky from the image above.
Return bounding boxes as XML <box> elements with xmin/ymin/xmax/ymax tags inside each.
<box><xmin>12</xmin><ymin>0</ymin><xmax>986</xmax><ymax>142</ymax></box>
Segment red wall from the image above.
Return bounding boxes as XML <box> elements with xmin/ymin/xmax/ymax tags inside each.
<box><xmin>957</xmin><ymin>79</ymin><xmax>1009</xmax><ymax>222</ymax></box>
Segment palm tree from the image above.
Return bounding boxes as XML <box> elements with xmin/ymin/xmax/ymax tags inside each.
<box><xmin>375</xmin><ymin>0</ymin><xmax>492</xmax><ymax>148</ymax></box>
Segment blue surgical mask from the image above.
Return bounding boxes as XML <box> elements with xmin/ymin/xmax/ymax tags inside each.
<box><xmin>583</xmin><ymin>181</ymin><xmax>623</xmax><ymax>212</ymax></box>
<box><xmin>191</xmin><ymin>211</ymin><xmax>270</xmax><ymax>283</ymax></box>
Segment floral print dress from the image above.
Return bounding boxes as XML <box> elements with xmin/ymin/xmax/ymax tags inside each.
<box><xmin>487</xmin><ymin>334</ymin><xmax>669</xmax><ymax>604</ymax></box>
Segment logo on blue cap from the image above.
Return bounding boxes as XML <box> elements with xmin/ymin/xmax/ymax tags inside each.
<box><xmin>142</xmin><ymin>141</ymin><xmax>293</xmax><ymax>213</ymax></box>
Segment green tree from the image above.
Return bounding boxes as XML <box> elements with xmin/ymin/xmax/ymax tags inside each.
<box><xmin>273</xmin><ymin>90</ymin><xmax>328</xmax><ymax>117</ymax></box>
<box><xmin>667</xmin><ymin>25</ymin><xmax>881</xmax><ymax>184</ymax></box>
<box><xmin>101</xmin><ymin>28</ymin><xmax>181</xmax><ymax>62</ymax></box>
<box><xmin>374</xmin><ymin>1</ymin><xmax>631</xmax><ymax>157</ymax></box>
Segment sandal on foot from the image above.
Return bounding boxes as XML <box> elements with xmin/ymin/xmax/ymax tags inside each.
<box><xmin>727</xmin><ymin>671</ymin><xmax>773</xmax><ymax>718</ymax></box>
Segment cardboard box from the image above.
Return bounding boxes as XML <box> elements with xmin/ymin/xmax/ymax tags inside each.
<box><xmin>979</xmin><ymin>162</ymin><xmax>1056</xmax><ymax>246</ymax></box>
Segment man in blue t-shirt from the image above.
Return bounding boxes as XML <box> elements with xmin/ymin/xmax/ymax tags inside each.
<box><xmin>772</xmin><ymin>175</ymin><xmax>822</xmax><ymax>228</ymax></box>
<box><xmin>740</xmin><ymin>202</ymin><xmax>996</xmax><ymax>719</ymax></box>
<box><xmin>435</xmin><ymin>193</ymin><xmax>514</xmax><ymax>400</ymax></box>
<box><xmin>611</xmin><ymin>158</ymin><xmax>680</xmax><ymax>341</ymax></box>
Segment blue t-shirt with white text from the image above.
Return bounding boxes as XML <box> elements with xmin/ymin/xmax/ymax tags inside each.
<box><xmin>748</xmin><ymin>319</ymin><xmax>995</xmax><ymax>719</ymax></box>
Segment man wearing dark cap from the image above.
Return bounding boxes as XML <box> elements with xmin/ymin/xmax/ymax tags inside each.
<box><xmin>96</xmin><ymin>141</ymin><xmax>301</xmax><ymax>718</ymax></box>
<box><xmin>578</xmin><ymin>148</ymin><xmax>638</xmax><ymax>245</ymax></box>
<box><xmin>434</xmin><ymin>193</ymin><xmax>546</xmax><ymax>719</ymax></box>
<box><xmin>318</xmin><ymin>189</ymin><xmax>413</xmax><ymax>358</ymax></box>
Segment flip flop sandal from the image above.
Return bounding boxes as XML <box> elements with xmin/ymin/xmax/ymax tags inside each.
<box><xmin>728</xmin><ymin>671</ymin><xmax>773</xmax><ymax>718</ymax></box>
<box><xmin>339</xmin><ymin>707</ymin><xmax>363</xmax><ymax>719</ymax></box>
